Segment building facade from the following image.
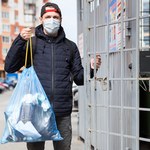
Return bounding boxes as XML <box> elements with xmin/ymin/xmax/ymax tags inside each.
<box><xmin>0</xmin><ymin>0</ymin><xmax>50</xmax><ymax>78</ymax></box>
<box><xmin>77</xmin><ymin>0</ymin><xmax>150</xmax><ymax>150</ymax></box>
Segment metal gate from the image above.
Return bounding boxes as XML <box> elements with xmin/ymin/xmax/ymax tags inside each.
<box><xmin>77</xmin><ymin>0</ymin><xmax>150</xmax><ymax>150</ymax></box>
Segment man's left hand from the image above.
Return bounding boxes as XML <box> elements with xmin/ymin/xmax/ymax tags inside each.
<box><xmin>90</xmin><ymin>54</ymin><xmax>101</xmax><ymax>70</ymax></box>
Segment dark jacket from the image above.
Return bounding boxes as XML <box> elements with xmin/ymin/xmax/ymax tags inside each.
<box><xmin>5</xmin><ymin>25</ymin><xmax>84</xmax><ymax>117</ymax></box>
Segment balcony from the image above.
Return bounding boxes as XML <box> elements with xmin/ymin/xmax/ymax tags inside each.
<box><xmin>24</xmin><ymin>3</ymin><xmax>36</xmax><ymax>15</ymax></box>
<box><xmin>24</xmin><ymin>9</ymin><xmax>35</xmax><ymax>15</ymax></box>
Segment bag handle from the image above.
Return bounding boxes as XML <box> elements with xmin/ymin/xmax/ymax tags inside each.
<box><xmin>25</xmin><ymin>37</ymin><xmax>33</xmax><ymax>67</ymax></box>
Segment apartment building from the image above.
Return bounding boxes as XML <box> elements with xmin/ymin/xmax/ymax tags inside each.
<box><xmin>0</xmin><ymin>0</ymin><xmax>50</xmax><ymax>78</ymax></box>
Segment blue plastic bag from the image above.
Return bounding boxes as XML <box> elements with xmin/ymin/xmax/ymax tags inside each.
<box><xmin>1</xmin><ymin>66</ymin><xmax>62</xmax><ymax>143</ymax></box>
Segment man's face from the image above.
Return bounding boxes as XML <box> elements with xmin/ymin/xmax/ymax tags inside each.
<box><xmin>40</xmin><ymin>7</ymin><xmax>61</xmax><ymax>24</ymax></box>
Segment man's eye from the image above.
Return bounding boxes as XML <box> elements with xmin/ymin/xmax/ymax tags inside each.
<box><xmin>53</xmin><ymin>16</ymin><xmax>59</xmax><ymax>20</ymax></box>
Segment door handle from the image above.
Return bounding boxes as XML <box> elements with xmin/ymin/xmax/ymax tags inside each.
<box><xmin>96</xmin><ymin>77</ymin><xmax>111</xmax><ymax>91</ymax></box>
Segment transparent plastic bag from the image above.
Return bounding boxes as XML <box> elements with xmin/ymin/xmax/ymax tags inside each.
<box><xmin>0</xmin><ymin>38</ymin><xmax>62</xmax><ymax>143</ymax></box>
<box><xmin>1</xmin><ymin>66</ymin><xmax>62</xmax><ymax>143</ymax></box>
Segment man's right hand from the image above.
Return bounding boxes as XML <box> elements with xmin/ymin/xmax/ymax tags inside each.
<box><xmin>20</xmin><ymin>28</ymin><xmax>32</xmax><ymax>40</ymax></box>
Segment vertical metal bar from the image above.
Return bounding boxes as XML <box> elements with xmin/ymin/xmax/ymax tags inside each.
<box><xmin>93</xmin><ymin>0</ymin><xmax>97</xmax><ymax>149</ymax></box>
<box><xmin>120</xmin><ymin>0</ymin><xmax>124</xmax><ymax>149</ymax></box>
<box><xmin>93</xmin><ymin>1</ymin><xmax>96</xmax><ymax>81</ymax></box>
<box><xmin>106</xmin><ymin>0</ymin><xmax>110</xmax><ymax>149</ymax></box>
<box><xmin>83</xmin><ymin>0</ymin><xmax>91</xmax><ymax>149</ymax></box>
<box><xmin>136</xmin><ymin>0</ymin><xmax>140</xmax><ymax>149</ymax></box>
<box><xmin>83</xmin><ymin>0</ymin><xmax>87</xmax><ymax>149</ymax></box>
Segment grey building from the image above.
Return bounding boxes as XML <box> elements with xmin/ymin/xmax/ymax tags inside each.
<box><xmin>77</xmin><ymin>0</ymin><xmax>150</xmax><ymax>150</ymax></box>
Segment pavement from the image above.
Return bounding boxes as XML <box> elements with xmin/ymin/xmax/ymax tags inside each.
<box><xmin>0</xmin><ymin>90</ymin><xmax>84</xmax><ymax>150</ymax></box>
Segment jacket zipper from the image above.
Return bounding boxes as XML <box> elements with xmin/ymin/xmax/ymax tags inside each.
<box><xmin>51</xmin><ymin>43</ymin><xmax>54</xmax><ymax>107</ymax></box>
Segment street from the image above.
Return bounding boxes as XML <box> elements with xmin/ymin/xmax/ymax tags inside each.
<box><xmin>0</xmin><ymin>91</ymin><xmax>84</xmax><ymax>150</ymax></box>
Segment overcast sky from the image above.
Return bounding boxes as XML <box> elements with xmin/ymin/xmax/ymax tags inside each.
<box><xmin>51</xmin><ymin>0</ymin><xmax>77</xmax><ymax>43</ymax></box>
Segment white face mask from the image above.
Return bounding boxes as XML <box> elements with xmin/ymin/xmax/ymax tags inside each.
<box><xmin>43</xmin><ymin>18</ymin><xmax>60</xmax><ymax>36</ymax></box>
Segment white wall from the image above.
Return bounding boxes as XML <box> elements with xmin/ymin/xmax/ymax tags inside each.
<box><xmin>51</xmin><ymin>0</ymin><xmax>77</xmax><ymax>43</ymax></box>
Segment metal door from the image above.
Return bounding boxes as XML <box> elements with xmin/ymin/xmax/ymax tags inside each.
<box><xmin>78</xmin><ymin>0</ymin><xmax>150</xmax><ymax>150</ymax></box>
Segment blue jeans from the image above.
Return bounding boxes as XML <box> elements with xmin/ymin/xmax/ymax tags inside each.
<box><xmin>27</xmin><ymin>115</ymin><xmax>72</xmax><ymax>150</ymax></box>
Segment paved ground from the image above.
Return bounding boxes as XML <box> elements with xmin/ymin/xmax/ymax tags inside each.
<box><xmin>0</xmin><ymin>90</ymin><xmax>84</xmax><ymax>150</ymax></box>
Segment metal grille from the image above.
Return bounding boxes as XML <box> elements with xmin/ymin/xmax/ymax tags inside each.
<box><xmin>77</xmin><ymin>0</ymin><xmax>150</xmax><ymax>150</ymax></box>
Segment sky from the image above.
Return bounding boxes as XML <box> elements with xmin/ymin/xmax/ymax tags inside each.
<box><xmin>51</xmin><ymin>0</ymin><xmax>77</xmax><ymax>43</ymax></box>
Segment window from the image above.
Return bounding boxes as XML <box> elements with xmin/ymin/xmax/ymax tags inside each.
<box><xmin>2</xmin><ymin>36</ymin><xmax>10</xmax><ymax>43</ymax></box>
<box><xmin>140</xmin><ymin>0</ymin><xmax>150</xmax><ymax>48</ymax></box>
<box><xmin>24</xmin><ymin>4</ymin><xmax>36</xmax><ymax>15</ymax></box>
<box><xmin>143</xmin><ymin>2</ymin><xmax>150</xmax><ymax>15</ymax></box>
<box><xmin>143</xmin><ymin>18</ymin><xmax>150</xmax><ymax>25</ymax></box>
<box><xmin>140</xmin><ymin>1</ymin><xmax>150</xmax><ymax>16</ymax></box>
<box><xmin>143</xmin><ymin>36</ymin><xmax>150</xmax><ymax>46</ymax></box>
<box><xmin>2</xmin><ymin>48</ymin><xmax>8</xmax><ymax>57</ymax></box>
<box><xmin>24</xmin><ymin>15</ymin><xmax>33</xmax><ymax>22</ymax></box>
<box><xmin>15</xmin><ymin>26</ymin><xmax>19</xmax><ymax>33</ymax></box>
<box><xmin>2</xmin><ymin>24</ymin><xmax>10</xmax><ymax>32</ymax></box>
<box><xmin>15</xmin><ymin>14</ymin><xmax>18</xmax><ymax>21</ymax></box>
<box><xmin>144</xmin><ymin>27</ymin><xmax>149</xmax><ymax>32</ymax></box>
<box><xmin>2</xmin><ymin>11</ymin><xmax>9</xmax><ymax>19</ymax></box>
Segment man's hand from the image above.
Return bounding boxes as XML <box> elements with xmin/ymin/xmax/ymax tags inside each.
<box><xmin>90</xmin><ymin>54</ymin><xmax>101</xmax><ymax>69</ymax></box>
<box><xmin>20</xmin><ymin>28</ymin><xmax>32</xmax><ymax>40</ymax></box>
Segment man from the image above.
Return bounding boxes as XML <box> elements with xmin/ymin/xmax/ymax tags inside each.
<box><xmin>4</xmin><ymin>2</ymin><xmax>101</xmax><ymax>150</ymax></box>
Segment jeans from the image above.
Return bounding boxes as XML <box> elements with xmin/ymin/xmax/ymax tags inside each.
<box><xmin>27</xmin><ymin>115</ymin><xmax>72</xmax><ymax>150</ymax></box>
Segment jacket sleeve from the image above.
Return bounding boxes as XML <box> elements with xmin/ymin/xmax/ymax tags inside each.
<box><xmin>71</xmin><ymin>43</ymin><xmax>84</xmax><ymax>86</ymax></box>
<box><xmin>4</xmin><ymin>34</ymin><xmax>27</xmax><ymax>73</ymax></box>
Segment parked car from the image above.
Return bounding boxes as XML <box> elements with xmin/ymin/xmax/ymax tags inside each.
<box><xmin>0</xmin><ymin>77</ymin><xmax>17</xmax><ymax>91</ymax></box>
<box><xmin>0</xmin><ymin>82</ymin><xmax>6</xmax><ymax>93</ymax></box>
<box><xmin>0</xmin><ymin>78</ymin><xmax>9</xmax><ymax>90</ymax></box>
<box><xmin>4</xmin><ymin>79</ymin><xmax>17</xmax><ymax>90</ymax></box>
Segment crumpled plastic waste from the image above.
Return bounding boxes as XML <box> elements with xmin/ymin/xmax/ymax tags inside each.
<box><xmin>5</xmin><ymin>93</ymin><xmax>53</xmax><ymax>141</ymax></box>
<box><xmin>15</xmin><ymin>121</ymin><xmax>41</xmax><ymax>139</ymax></box>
